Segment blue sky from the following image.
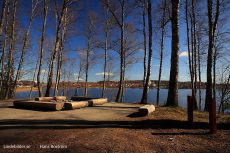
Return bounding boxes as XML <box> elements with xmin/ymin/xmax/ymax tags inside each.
<box><xmin>63</xmin><ymin>0</ymin><xmax>204</xmax><ymax>83</ymax></box>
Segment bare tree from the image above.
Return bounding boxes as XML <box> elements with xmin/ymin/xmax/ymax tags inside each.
<box><xmin>0</xmin><ymin>0</ymin><xmax>9</xmax><ymax>99</ymax></box>
<box><xmin>141</xmin><ymin>0</ymin><xmax>152</xmax><ymax>104</ymax></box>
<box><xmin>136</xmin><ymin>0</ymin><xmax>147</xmax><ymax>87</ymax></box>
<box><xmin>217</xmin><ymin>64</ymin><xmax>230</xmax><ymax>114</ymax></box>
<box><xmin>12</xmin><ymin>0</ymin><xmax>39</xmax><ymax>98</ymax></box>
<box><xmin>37</xmin><ymin>0</ymin><xmax>48</xmax><ymax>97</ymax></box>
<box><xmin>5</xmin><ymin>0</ymin><xmax>17</xmax><ymax>99</ymax></box>
<box><xmin>0</xmin><ymin>0</ymin><xmax>8</xmax><ymax>37</ymax></box>
<box><xmin>154</xmin><ymin>0</ymin><xmax>170</xmax><ymax>105</ymax></box>
<box><xmin>205</xmin><ymin>0</ymin><xmax>220</xmax><ymax>111</ymax></box>
<box><xmin>29</xmin><ymin>55</ymin><xmax>40</xmax><ymax>98</ymax></box>
<box><xmin>99</xmin><ymin>1</ymin><xmax>113</xmax><ymax>98</ymax></box>
<box><xmin>74</xmin><ymin>48</ymin><xmax>86</xmax><ymax>96</ymax></box>
<box><xmin>166</xmin><ymin>0</ymin><xmax>180</xmax><ymax>106</ymax></box>
<box><xmin>185</xmin><ymin>0</ymin><xmax>199</xmax><ymax>110</ymax></box>
<box><xmin>53</xmin><ymin>3</ymin><xmax>68</xmax><ymax>96</ymax></box>
<box><xmin>45</xmin><ymin>0</ymin><xmax>79</xmax><ymax>97</ymax></box>
<box><xmin>82</xmin><ymin>11</ymin><xmax>99</xmax><ymax>97</ymax></box>
<box><xmin>100</xmin><ymin>0</ymin><xmax>136</xmax><ymax>102</ymax></box>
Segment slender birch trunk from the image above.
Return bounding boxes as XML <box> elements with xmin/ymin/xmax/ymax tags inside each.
<box><xmin>0</xmin><ymin>0</ymin><xmax>8</xmax><ymax>36</ymax></box>
<box><xmin>53</xmin><ymin>7</ymin><xmax>67</xmax><ymax>97</ymax></box>
<box><xmin>45</xmin><ymin>1</ymin><xmax>66</xmax><ymax>97</ymax></box>
<box><xmin>141</xmin><ymin>0</ymin><xmax>152</xmax><ymax>104</ymax></box>
<box><xmin>115</xmin><ymin>1</ymin><xmax>125</xmax><ymax>102</ymax></box>
<box><xmin>5</xmin><ymin>0</ymin><xmax>17</xmax><ymax>99</ymax></box>
<box><xmin>156</xmin><ymin>0</ymin><xmax>167</xmax><ymax>105</ymax></box>
<box><xmin>13</xmin><ymin>0</ymin><xmax>38</xmax><ymax>98</ymax></box>
<box><xmin>191</xmin><ymin>0</ymin><xmax>198</xmax><ymax>110</ymax></box>
<box><xmin>29</xmin><ymin>56</ymin><xmax>39</xmax><ymax>98</ymax></box>
<box><xmin>141</xmin><ymin>0</ymin><xmax>147</xmax><ymax>87</ymax></box>
<box><xmin>37</xmin><ymin>0</ymin><xmax>48</xmax><ymax>97</ymax></box>
<box><xmin>166</xmin><ymin>0</ymin><xmax>180</xmax><ymax>106</ymax></box>
<box><xmin>205</xmin><ymin>0</ymin><xmax>220</xmax><ymax>111</ymax></box>
<box><xmin>0</xmin><ymin>1</ymin><xmax>9</xmax><ymax>99</ymax></box>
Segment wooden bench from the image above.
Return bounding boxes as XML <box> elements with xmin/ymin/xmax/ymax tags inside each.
<box><xmin>35</xmin><ymin>96</ymin><xmax>66</xmax><ymax>101</ymax></box>
<box><xmin>138</xmin><ymin>105</ymin><xmax>155</xmax><ymax>116</ymax></box>
<box><xmin>65</xmin><ymin>97</ymin><xmax>108</xmax><ymax>109</ymax></box>
<box><xmin>13</xmin><ymin>100</ymin><xmax>64</xmax><ymax>111</ymax></box>
<box><xmin>64</xmin><ymin>101</ymin><xmax>89</xmax><ymax>110</ymax></box>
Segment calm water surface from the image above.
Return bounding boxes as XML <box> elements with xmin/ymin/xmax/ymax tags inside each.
<box><xmin>16</xmin><ymin>88</ymin><xmax>207</xmax><ymax>109</ymax></box>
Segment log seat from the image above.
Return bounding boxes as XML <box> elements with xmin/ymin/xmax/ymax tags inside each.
<box><xmin>138</xmin><ymin>105</ymin><xmax>155</xmax><ymax>116</ymax></box>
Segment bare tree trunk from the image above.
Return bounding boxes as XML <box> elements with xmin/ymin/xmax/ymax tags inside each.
<box><xmin>84</xmin><ymin>38</ymin><xmax>90</xmax><ymax>97</ymax></box>
<box><xmin>166</xmin><ymin>0</ymin><xmax>180</xmax><ymax>106</ymax></box>
<box><xmin>37</xmin><ymin>0</ymin><xmax>48</xmax><ymax>97</ymax></box>
<box><xmin>101</xmin><ymin>3</ymin><xmax>109</xmax><ymax>98</ymax></box>
<box><xmin>197</xmin><ymin>35</ymin><xmax>202</xmax><ymax>111</ymax></box>
<box><xmin>141</xmin><ymin>0</ymin><xmax>147</xmax><ymax>87</ymax></box>
<box><xmin>5</xmin><ymin>0</ymin><xmax>17</xmax><ymax>99</ymax></box>
<box><xmin>213</xmin><ymin>47</ymin><xmax>217</xmax><ymax>100</ymax></box>
<box><xmin>156</xmin><ymin>0</ymin><xmax>167</xmax><ymax>106</ymax></box>
<box><xmin>115</xmin><ymin>1</ymin><xmax>125</xmax><ymax>103</ymax></box>
<box><xmin>141</xmin><ymin>0</ymin><xmax>152</xmax><ymax>104</ymax></box>
<box><xmin>12</xmin><ymin>0</ymin><xmax>38</xmax><ymax>98</ymax></box>
<box><xmin>0</xmin><ymin>0</ymin><xmax>8</xmax><ymax>36</ymax></box>
<box><xmin>205</xmin><ymin>0</ymin><xmax>220</xmax><ymax>111</ymax></box>
<box><xmin>0</xmin><ymin>1</ymin><xmax>9</xmax><ymax>99</ymax></box>
<box><xmin>54</xmin><ymin>6</ymin><xmax>67</xmax><ymax>97</ymax></box>
<box><xmin>191</xmin><ymin>0</ymin><xmax>198</xmax><ymax>110</ymax></box>
<box><xmin>102</xmin><ymin>32</ymin><xmax>108</xmax><ymax>98</ymax></box>
<box><xmin>45</xmin><ymin>1</ymin><xmax>66</xmax><ymax>97</ymax></box>
<box><xmin>29</xmin><ymin>56</ymin><xmax>39</xmax><ymax>98</ymax></box>
<box><xmin>74</xmin><ymin>58</ymin><xmax>84</xmax><ymax>96</ymax></box>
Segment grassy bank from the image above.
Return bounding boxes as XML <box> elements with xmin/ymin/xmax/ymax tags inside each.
<box><xmin>16</xmin><ymin>87</ymin><xmax>38</xmax><ymax>92</ymax></box>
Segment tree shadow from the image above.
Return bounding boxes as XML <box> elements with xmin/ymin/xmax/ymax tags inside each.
<box><xmin>8</xmin><ymin>106</ymin><xmax>56</xmax><ymax>112</ymax></box>
<box><xmin>93</xmin><ymin>105</ymin><xmax>140</xmax><ymax>109</ymax></box>
<box><xmin>0</xmin><ymin>118</ymin><xmax>229</xmax><ymax>131</ymax></box>
<box><xmin>151</xmin><ymin>132</ymin><xmax>211</xmax><ymax>135</ymax></box>
<box><xmin>126</xmin><ymin>112</ymin><xmax>142</xmax><ymax>118</ymax></box>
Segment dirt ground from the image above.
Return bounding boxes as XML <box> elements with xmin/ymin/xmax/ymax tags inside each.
<box><xmin>0</xmin><ymin>100</ymin><xmax>229</xmax><ymax>153</ymax></box>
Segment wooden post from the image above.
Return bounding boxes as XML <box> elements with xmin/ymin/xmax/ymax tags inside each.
<box><xmin>209</xmin><ymin>98</ymin><xmax>217</xmax><ymax>134</ymax></box>
<box><xmin>187</xmin><ymin>96</ymin><xmax>193</xmax><ymax>124</ymax></box>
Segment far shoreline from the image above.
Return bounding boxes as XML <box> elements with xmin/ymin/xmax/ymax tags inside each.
<box><xmin>16</xmin><ymin>86</ymin><xmax>197</xmax><ymax>92</ymax></box>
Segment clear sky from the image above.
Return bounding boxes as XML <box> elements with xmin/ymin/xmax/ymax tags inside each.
<box><xmin>63</xmin><ymin>0</ymin><xmax>207</xmax><ymax>83</ymax></box>
<box><xmin>18</xmin><ymin>0</ymin><xmax>211</xmax><ymax>83</ymax></box>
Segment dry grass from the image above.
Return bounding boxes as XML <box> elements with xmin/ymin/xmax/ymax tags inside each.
<box><xmin>16</xmin><ymin>87</ymin><xmax>38</xmax><ymax>92</ymax></box>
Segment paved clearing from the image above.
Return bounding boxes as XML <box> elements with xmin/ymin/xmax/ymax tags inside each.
<box><xmin>0</xmin><ymin>100</ymin><xmax>230</xmax><ymax>153</ymax></box>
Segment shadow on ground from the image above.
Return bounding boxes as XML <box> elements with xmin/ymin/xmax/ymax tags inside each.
<box><xmin>0</xmin><ymin>118</ymin><xmax>229</xmax><ymax>131</ymax></box>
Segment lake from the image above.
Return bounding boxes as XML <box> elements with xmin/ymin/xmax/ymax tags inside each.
<box><xmin>15</xmin><ymin>88</ymin><xmax>207</xmax><ymax>110</ymax></box>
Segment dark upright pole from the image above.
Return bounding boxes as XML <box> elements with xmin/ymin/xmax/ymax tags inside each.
<box><xmin>187</xmin><ymin>96</ymin><xmax>193</xmax><ymax>124</ymax></box>
<box><xmin>209</xmin><ymin>98</ymin><xmax>217</xmax><ymax>134</ymax></box>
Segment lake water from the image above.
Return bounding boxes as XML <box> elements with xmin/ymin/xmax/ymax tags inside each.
<box><xmin>15</xmin><ymin>88</ymin><xmax>207</xmax><ymax>109</ymax></box>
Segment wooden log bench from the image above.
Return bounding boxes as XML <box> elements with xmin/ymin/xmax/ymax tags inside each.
<box><xmin>64</xmin><ymin>101</ymin><xmax>89</xmax><ymax>110</ymax></box>
<box><xmin>88</xmin><ymin>98</ymin><xmax>108</xmax><ymax>106</ymax></box>
<box><xmin>70</xmin><ymin>97</ymin><xmax>108</xmax><ymax>108</ymax></box>
<box><xmin>138</xmin><ymin>105</ymin><xmax>155</xmax><ymax>116</ymax></box>
<box><xmin>35</xmin><ymin>96</ymin><xmax>66</xmax><ymax>101</ymax></box>
<box><xmin>13</xmin><ymin>100</ymin><xmax>64</xmax><ymax>111</ymax></box>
